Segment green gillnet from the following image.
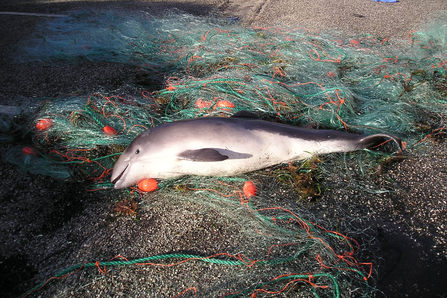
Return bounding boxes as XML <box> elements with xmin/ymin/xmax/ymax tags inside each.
<box><xmin>21</xmin><ymin>175</ymin><xmax>372</xmax><ymax>297</ymax></box>
<box><xmin>14</xmin><ymin>10</ymin><xmax>447</xmax><ymax>136</ymax></box>
<box><xmin>5</xmin><ymin>94</ymin><xmax>166</xmax><ymax>183</ymax></box>
<box><xmin>5</xmin><ymin>10</ymin><xmax>447</xmax><ymax>297</ymax></box>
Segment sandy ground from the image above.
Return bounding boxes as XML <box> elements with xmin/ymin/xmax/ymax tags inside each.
<box><xmin>1</xmin><ymin>1</ymin><xmax>447</xmax><ymax>298</ymax></box>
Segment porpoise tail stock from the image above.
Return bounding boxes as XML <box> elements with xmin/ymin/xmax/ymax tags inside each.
<box><xmin>111</xmin><ymin>111</ymin><xmax>402</xmax><ymax>189</ymax></box>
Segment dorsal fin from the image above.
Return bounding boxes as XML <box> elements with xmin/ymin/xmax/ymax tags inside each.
<box><xmin>231</xmin><ymin>111</ymin><xmax>259</xmax><ymax>119</ymax></box>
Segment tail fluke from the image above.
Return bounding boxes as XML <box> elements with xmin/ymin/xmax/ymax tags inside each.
<box><xmin>359</xmin><ymin>133</ymin><xmax>403</xmax><ymax>153</ymax></box>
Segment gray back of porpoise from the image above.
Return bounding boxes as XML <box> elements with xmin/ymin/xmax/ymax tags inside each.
<box><xmin>111</xmin><ymin>111</ymin><xmax>402</xmax><ymax>189</ymax></box>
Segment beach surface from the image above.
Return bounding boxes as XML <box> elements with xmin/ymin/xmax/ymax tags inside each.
<box><xmin>1</xmin><ymin>1</ymin><xmax>446</xmax><ymax>297</ymax></box>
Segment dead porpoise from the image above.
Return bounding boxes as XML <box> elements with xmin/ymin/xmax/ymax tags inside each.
<box><xmin>111</xmin><ymin>111</ymin><xmax>402</xmax><ymax>189</ymax></box>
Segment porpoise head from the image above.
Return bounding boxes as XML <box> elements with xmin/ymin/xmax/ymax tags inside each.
<box><xmin>111</xmin><ymin>132</ymin><xmax>151</xmax><ymax>189</ymax></box>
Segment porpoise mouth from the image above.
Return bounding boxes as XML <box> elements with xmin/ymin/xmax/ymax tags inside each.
<box><xmin>112</xmin><ymin>164</ymin><xmax>128</xmax><ymax>184</ymax></box>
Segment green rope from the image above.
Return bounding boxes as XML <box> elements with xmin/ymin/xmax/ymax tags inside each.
<box><xmin>18</xmin><ymin>250</ymin><xmax>315</xmax><ymax>298</ymax></box>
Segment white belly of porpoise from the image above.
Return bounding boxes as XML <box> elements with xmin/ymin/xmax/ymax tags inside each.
<box><xmin>154</xmin><ymin>131</ymin><xmax>322</xmax><ymax>178</ymax></box>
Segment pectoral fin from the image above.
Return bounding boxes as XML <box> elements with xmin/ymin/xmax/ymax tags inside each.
<box><xmin>178</xmin><ymin>148</ymin><xmax>229</xmax><ymax>162</ymax></box>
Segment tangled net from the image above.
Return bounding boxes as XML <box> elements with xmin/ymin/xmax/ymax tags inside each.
<box><xmin>21</xmin><ymin>175</ymin><xmax>374</xmax><ymax>297</ymax></box>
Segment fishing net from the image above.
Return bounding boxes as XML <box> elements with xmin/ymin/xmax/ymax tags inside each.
<box><xmin>21</xmin><ymin>175</ymin><xmax>374</xmax><ymax>297</ymax></box>
<box><xmin>5</xmin><ymin>9</ymin><xmax>447</xmax><ymax>298</ymax></box>
<box><xmin>14</xmin><ymin>10</ymin><xmax>447</xmax><ymax>138</ymax></box>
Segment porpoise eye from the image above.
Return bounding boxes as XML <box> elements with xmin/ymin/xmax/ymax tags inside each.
<box><xmin>135</xmin><ymin>149</ymin><xmax>140</xmax><ymax>154</ymax></box>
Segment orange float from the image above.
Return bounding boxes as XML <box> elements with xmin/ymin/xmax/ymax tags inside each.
<box><xmin>35</xmin><ymin>118</ymin><xmax>53</xmax><ymax>130</ymax></box>
<box><xmin>243</xmin><ymin>181</ymin><xmax>257</xmax><ymax>198</ymax></box>
<box><xmin>216</xmin><ymin>100</ymin><xmax>235</xmax><ymax>109</ymax></box>
<box><xmin>194</xmin><ymin>99</ymin><xmax>212</xmax><ymax>109</ymax></box>
<box><xmin>102</xmin><ymin>125</ymin><xmax>117</xmax><ymax>136</ymax></box>
<box><xmin>137</xmin><ymin>178</ymin><xmax>158</xmax><ymax>192</ymax></box>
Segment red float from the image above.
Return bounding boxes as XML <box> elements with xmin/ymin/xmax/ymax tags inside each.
<box><xmin>102</xmin><ymin>125</ymin><xmax>117</xmax><ymax>136</ymax></box>
<box><xmin>22</xmin><ymin>147</ymin><xmax>37</xmax><ymax>155</ymax></box>
<box><xmin>243</xmin><ymin>181</ymin><xmax>257</xmax><ymax>198</ymax></box>
<box><xmin>216</xmin><ymin>100</ymin><xmax>235</xmax><ymax>109</ymax></box>
<box><xmin>35</xmin><ymin>118</ymin><xmax>53</xmax><ymax>130</ymax></box>
<box><xmin>137</xmin><ymin>178</ymin><xmax>158</xmax><ymax>192</ymax></box>
<box><xmin>195</xmin><ymin>99</ymin><xmax>212</xmax><ymax>109</ymax></box>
